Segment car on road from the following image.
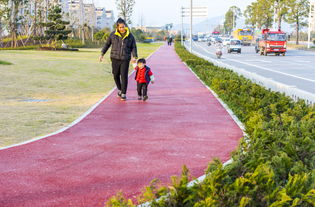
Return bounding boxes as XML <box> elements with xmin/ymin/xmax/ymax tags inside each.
<box><xmin>227</xmin><ymin>39</ymin><xmax>242</xmax><ymax>53</ymax></box>
<box><xmin>214</xmin><ymin>37</ymin><xmax>223</xmax><ymax>44</ymax></box>
<box><xmin>223</xmin><ymin>38</ymin><xmax>231</xmax><ymax>46</ymax></box>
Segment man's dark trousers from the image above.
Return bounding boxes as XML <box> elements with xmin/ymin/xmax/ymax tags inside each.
<box><xmin>111</xmin><ymin>58</ymin><xmax>130</xmax><ymax>94</ymax></box>
<box><xmin>137</xmin><ymin>82</ymin><xmax>148</xmax><ymax>96</ymax></box>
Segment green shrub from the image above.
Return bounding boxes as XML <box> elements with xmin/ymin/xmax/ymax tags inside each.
<box><xmin>62</xmin><ymin>39</ymin><xmax>85</xmax><ymax>48</ymax></box>
<box><xmin>106</xmin><ymin>42</ymin><xmax>315</xmax><ymax>207</ymax></box>
<box><xmin>0</xmin><ymin>45</ymin><xmax>40</xmax><ymax>50</ymax></box>
<box><xmin>1</xmin><ymin>35</ymin><xmax>28</xmax><ymax>43</ymax></box>
<box><xmin>0</xmin><ymin>60</ymin><xmax>12</xmax><ymax>65</ymax></box>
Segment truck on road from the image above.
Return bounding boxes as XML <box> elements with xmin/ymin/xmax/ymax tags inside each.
<box><xmin>255</xmin><ymin>29</ymin><xmax>287</xmax><ymax>56</ymax></box>
<box><xmin>232</xmin><ymin>28</ymin><xmax>253</xmax><ymax>46</ymax></box>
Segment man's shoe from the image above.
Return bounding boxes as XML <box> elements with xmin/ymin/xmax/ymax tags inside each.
<box><xmin>143</xmin><ymin>96</ymin><xmax>148</xmax><ymax>101</ymax></box>
<box><xmin>138</xmin><ymin>96</ymin><xmax>142</xmax><ymax>100</ymax></box>
<box><xmin>121</xmin><ymin>94</ymin><xmax>126</xmax><ymax>101</ymax></box>
<box><xmin>117</xmin><ymin>91</ymin><xmax>122</xmax><ymax>97</ymax></box>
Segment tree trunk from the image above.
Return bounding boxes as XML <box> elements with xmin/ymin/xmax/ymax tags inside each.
<box><xmin>34</xmin><ymin>1</ymin><xmax>37</xmax><ymax>36</ymax></box>
<box><xmin>92</xmin><ymin>27</ymin><xmax>94</xmax><ymax>42</ymax></box>
<box><xmin>296</xmin><ymin>17</ymin><xmax>299</xmax><ymax>45</ymax></box>
<box><xmin>278</xmin><ymin>14</ymin><xmax>282</xmax><ymax>31</ymax></box>
<box><xmin>81</xmin><ymin>26</ymin><xmax>85</xmax><ymax>45</ymax></box>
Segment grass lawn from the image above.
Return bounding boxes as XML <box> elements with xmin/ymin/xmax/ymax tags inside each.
<box><xmin>0</xmin><ymin>43</ymin><xmax>163</xmax><ymax>147</ymax></box>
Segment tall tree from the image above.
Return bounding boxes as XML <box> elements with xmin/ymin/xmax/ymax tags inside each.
<box><xmin>285</xmin><ymin>0</ymin><xmax>309</xmax><ymax>44</ymax></box>
<box><xmin>244</xmin><ymin>0</ymin><xmax>274</xmax><ymax>29</ymax></box>
<box><xmin>116</xmin><ymin>0</ymin><xmax>135</xmax><ymax>25</ymax></box>
<box><xmin>273</xmin><ymin>0</ymin><xmax>289</xmax><ymax>30</ymax></box>
<box><xmin>0</xmin><ymin>0</ymin><xmax>9</xmax><ymax>43</ymax></box>
<box><xmin>244</xmin><ymin>3</ymin><xmax>257</xmax><ymax>28</ymax></box>
<box><xmin>224</xmin><ymin>6</ymin><xmax>241</xmax><ymax>34</ymax></box>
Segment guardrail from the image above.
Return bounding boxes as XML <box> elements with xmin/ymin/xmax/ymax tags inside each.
<box><xmin>184</xmin><ymin>43</ymin><xmax>315</xmax><ymax>106</ymax></box>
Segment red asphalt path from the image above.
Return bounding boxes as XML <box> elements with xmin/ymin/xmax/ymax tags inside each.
<box><xmin>0</xmin><ymin>44</ymin><xmax>243</xmax><ymax>207</ymax></box>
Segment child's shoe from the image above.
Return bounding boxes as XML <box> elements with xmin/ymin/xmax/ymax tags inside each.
<box><xmin>143</xmin><ymin>96</ymin><xmax>148</xmax><ymax>101</ymax></box>
<box><xmin>138</xmin><ymin>96</ymin><xmax>142</xmax><ymax>100</ymax></box>
<box><xmin>121</xmin><ymin>94</ymin><xmax>127</xmax><ymax>101</ymax></box>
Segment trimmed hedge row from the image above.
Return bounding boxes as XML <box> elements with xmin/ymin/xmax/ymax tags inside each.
<box><xmin>107</xmin><ymin>42</ymin><xmax>315</xmax><ymax>207</ymax></box>
<box><xmin>0</xmin><ymin>45</ymin><xmax>40</xmax><ymax>50</ymax></box>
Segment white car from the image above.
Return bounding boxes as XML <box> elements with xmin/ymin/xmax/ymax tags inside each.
<box><xmin>223</xmin><ymin>38</ymin><xmax>231</xmax><ymax>46</ymax></box>
<box><xmin>227</xmin><ymin>39</ymin><xmax>242</xmax><ymax>53</ymax></box>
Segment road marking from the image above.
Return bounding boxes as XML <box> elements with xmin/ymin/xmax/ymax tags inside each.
<box><xmin>244</xmin><ymin>60</ymin><xmax>272</xmax><ymax>63</ymax></box>
<box><xmin>193</xmin><ymin>43</ymin><xmax>315</xmax><ymax>83</ymax></box>
<box><xmin>295</xmin><ymin>60</ymin><xmax>311</xmax><ymax>63</ymax></box>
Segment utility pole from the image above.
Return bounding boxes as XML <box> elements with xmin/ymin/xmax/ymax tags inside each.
<box><xmin>190</xmin><ymin>0</ymin><xmax>192</xmax><ymax>53</ymax></box>
<box><xmin>307</xmin><ymin>1</ymin><xmax>314</xmax><ymax>49</ymax></box>
<box><xmin>273</xmin><ymin>1</ymin><xmax>277</xmax><ymax>30</ymax></box>
<box><xmin>181</xmin><ymin>6</ymin><xmax>183</xmax><ymax>46</ymax></box>
<box><xmin>232</xmin><ymin>8</ymin><xmax>235</xmax><ymax>30</ymax></box>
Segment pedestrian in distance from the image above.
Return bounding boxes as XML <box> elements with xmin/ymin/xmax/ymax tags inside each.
<box><xmin>134</xmin><ymin>58</ymin><xmax>155</xmax><ymax>101</ymax></box>
<box><xmin>168</xmin><ymin>36</ymin><xmax>173</xmax><ymax>46</ymax></box>
<box><xmin>99</xmin><ymin>18</ymin><xmax>138</xmax><ymax>101</ymax></box>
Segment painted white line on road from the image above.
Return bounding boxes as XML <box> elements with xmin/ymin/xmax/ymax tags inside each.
<box><xmin>295</xmin><ymin>60</ymin><xmax>311</xmax><ymax>63</ymax></box>
<box><xmin>244</xmin><ymin>60</ymin><xmax>272</xmax><ymax>63</ymax></box>
<box><xmin>194</xmin><ymin>43</ymin><xmax>315</xmax><ymax>83</ymax></box>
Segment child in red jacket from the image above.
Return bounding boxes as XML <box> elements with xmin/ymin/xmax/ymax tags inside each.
<box><xmin>134</xmin><ymin>58</ymin><xmax>155</xmax><ymax>101</ymax></box>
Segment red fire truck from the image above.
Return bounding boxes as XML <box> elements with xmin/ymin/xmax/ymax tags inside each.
<box><xmin>255</xmin><ymin>29</ymin><xmax>287</xmax><ymax>56</ymax></box>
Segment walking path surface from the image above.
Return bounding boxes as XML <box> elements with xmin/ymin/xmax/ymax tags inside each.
<box><xmin>0</xmin><ymin>44</ymin><xmax>243</xmax><ymax>207</ymax></box>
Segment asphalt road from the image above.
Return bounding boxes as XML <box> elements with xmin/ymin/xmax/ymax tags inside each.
<box><xmin>188</xmin><ymin>41</ymin><xmax>315</xmax><ymax>95</ymax></box>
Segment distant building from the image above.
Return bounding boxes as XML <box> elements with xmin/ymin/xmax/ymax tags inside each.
<box><xmin>105</xmin><ymin>10</ymin><xmax>115</xmax><ymax>29</ymax></box>
<box><xmin>68</xmin><ymin>0</ymin><xmax>85</xmax><ymax>28</ymax></box>
<box><xmin>83</xmin><ymin>3</ymin><xmax>96</xmax><ymax>28</ymax></box>
<box><xmin>8</xmin><ymin>0</ymin><xmax>114</xmax><ymax>37</ymax></box>
<box><xmin>134</xmin><ymin>26</ymin><xmax>162</xmax><ymax>33</ymax></box>
<box><xmin>95</xmin><ymin>7</ymin><xmax>106</xmax><ymax>29</ymax></box>
<box><xmin>58</xmin><ymin>0</ymin><xmax>69</xmax><ymax>14</ymax></box>
<box><xmin>95</xmin><ymin>8</ymin><xmax>114</xmax><ymax>30</ymax></box>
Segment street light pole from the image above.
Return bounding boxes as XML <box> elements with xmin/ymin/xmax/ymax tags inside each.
<box><xmin>307</xmin><ymin>1</ymin><xmax>314</xmax><ymax>49</ymax></box>
<box><xmin>232</xmin><ymin>8</ymin><xmax>235</xmax><ymax>30</ymax></box>
<box><xmin>181</xmin><ymin>6</ymin><xmax>184</xmax><ymax>46</ymax></box>
<box><xmin>190</xmin><ymin>0</ymin><xmax>192</xmax><ymax>53</ymax></box>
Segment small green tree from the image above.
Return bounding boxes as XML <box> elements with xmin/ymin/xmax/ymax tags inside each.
<box><xmin>40</xmin><ymin>5</ymin><xmax>71</xmax><ymax>48</ymax></box>
<box><xmin>224</xmin><ymin>6</ymin><xmax>241</xmax><ymax>34</ymax></box>
<box><xmin>94</xmin><ymin>28</ymin><xmax>110</xmax><ymax>44</ymax></box>
<box><xmin>130</xmin><ymin>28</ymin><xmax>146</xmax><ymax>42</ymax></box>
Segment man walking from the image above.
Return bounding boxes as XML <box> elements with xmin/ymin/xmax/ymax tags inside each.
<box><xmin>99</xmin><ymin>18</ymin><xmax>138</xmax><ymax>101</ymax></box>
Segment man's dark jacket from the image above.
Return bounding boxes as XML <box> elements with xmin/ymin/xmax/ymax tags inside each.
<box><xmin>101</xmin><ymin>27</ymin><xmax>138</xmax><ymax>61</ymax></box>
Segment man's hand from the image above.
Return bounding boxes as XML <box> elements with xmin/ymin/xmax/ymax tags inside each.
<box><xmin>99</xmin><ymin>55</ymin><xmax>104</xmax><ymax>62</ymax></box>
<box><xmin>131</xmin><ymin>58</ymin><xmax>137</xmax><ymax>64</ymax></box>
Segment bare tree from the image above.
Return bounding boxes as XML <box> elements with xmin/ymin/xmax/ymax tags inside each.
<box><xmin>115</xmin><ymin>0</ymin><xmax>135</xmax><ymax>25</ymax></box>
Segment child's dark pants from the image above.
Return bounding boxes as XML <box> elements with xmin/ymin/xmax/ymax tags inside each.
<box><xmin>137</xmin><ymin>83</ymin><xmax>148</xmax><ymax>96</ymax></box>
<box><xmin>111</xmin><ymin>58</ymin><xmax>130</xmax><ymax>94</ymax></box>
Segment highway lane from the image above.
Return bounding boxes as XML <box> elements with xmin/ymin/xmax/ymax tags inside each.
<box><xmin>188</xmin><ymin>41</ymin><xmax>315</xmax><ymax>95</ymax></box>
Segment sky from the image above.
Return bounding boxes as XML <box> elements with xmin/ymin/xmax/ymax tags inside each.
<box><xmin>93</xmin><ymin>0</ymin><xmax>256</xmax><ymax>27</ymax></box>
